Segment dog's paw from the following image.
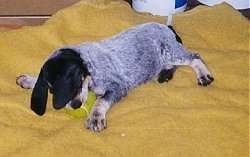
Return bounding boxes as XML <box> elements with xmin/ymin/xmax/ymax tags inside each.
<box><xmin>198</xmin><ymin>75</ymin><xmax>214</xmax><ymax>86</ymax></box>
<box><xmin>16</xmin><ymin>75</ymin><xmax>37</xmax><ymax>89</ymax></box>
<box><xmin>85</xmin><ymin>109</ymin><xmax>107</xmax><ymax>132</ymax></box>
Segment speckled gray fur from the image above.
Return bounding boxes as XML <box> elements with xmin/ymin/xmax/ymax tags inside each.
<box><xmin>50</xmin><ymin>23</ymin><xmax>200</xmax><ymax>102</ymax></box>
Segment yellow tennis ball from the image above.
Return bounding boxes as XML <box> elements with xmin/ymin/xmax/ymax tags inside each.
<box><xmin>64</xmin><ymin>91</ymin><xmax>96</xmax><ymax>118</ymax></box>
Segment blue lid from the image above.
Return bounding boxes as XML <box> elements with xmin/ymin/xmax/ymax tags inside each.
<box><xmin>175</xmin><ymin>0</ymin><xmax>187</xmax><ymax>8</ymax></box>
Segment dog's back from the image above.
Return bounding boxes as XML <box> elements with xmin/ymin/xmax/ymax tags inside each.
<box><xmin>68</xmin><ymin>23</ymin><xmax>181</xmax><ymax>95</ymax></box>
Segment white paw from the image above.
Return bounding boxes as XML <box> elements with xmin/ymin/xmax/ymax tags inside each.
<box><xmin>85</xmin><ymin>109</ymin><xmax>107</xmax><ymax>132</ymax></box>
<box><xmin>198</xmin><ymin>74</ymin><xmax>214</xmax><ymax>86</ymax></box>
<box><xmin>16</xmin><ymin>75</ymin><xmax>37</xmax><ymax>89</ymax></box>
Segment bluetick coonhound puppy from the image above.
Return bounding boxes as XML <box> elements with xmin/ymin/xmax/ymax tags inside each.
<box><xmin>16</xmin><ymin>23</ymin><xmax>214</xmax><ymax>132</ymax></box>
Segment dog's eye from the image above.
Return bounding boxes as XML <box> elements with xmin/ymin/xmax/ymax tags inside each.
<box><xmin>47</xmin><ymin>81</ymin><xmax>53</xmax><ymax>88</ymax></box>
<box><xmin>46</xmin><ymin>81</ymin><xmax>54</xmax><ymax>93</ymax></box>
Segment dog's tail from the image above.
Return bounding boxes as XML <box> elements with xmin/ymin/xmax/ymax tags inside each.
<box><xmin>166</xmin><ymin>14</ymin><xmax>183</xmax><ymax>44</ymax></box>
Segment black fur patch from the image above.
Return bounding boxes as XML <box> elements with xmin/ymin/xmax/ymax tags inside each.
<box><xmin>45</xmin><ymin>49</ymin><xmax>89</xmax><ymax>109</ymax></box>
<box><xmin>157</xmin><ymin>67</ymin><xmax>176</xmax><ymax>83</ymax></box>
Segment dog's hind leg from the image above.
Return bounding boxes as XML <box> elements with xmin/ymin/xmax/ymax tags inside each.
<box><xmin>170</xmin><ymin>53</ymin><xmax>214</xmax><ymax>86</ymax></box>
<box><xmin>157</xmin><ymin>65</ymin><xmax>177</xmax><ymax>83</ymax></box>
<box><xmin>16</xmin><ymin>75</ymin><xmax>37</xmax><ymax>89</ymax></box>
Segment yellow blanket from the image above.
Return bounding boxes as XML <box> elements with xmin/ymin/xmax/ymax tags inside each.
<box><xmin>0</xmin><ymin>0</ymin><xmax>249</xmax><ymax>157</ymax></box>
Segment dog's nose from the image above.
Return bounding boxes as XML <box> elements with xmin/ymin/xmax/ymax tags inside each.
<box><xmin>49</xmin><ymin>88</ymin><xmax>54</xmax><ymax>94</ymax></box>
<box><xmin>70</xmin><ymin>100</ymin><xmax>82</xmax><ymax>109</ymax></box>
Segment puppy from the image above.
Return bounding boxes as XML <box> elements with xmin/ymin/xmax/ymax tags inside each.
<box><xmin>16</xmin><ymin>23</ymin><xmax>214</xmax><ymax>132</ymax></box>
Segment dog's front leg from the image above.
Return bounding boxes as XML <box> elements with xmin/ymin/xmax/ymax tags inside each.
<box><xmin>16</xmin><ymin>75</ymin><xmax>37</xmax><ymax>89</ymax></box>
<box><xmin>85</xmin><ymin>98</ymin><xmax>110</xmax><ymax>132</ymax></box>
<box><xmin>86</xmin><ymin>84</ymin><xmax>123</xmax><ymax>132</ymax></box>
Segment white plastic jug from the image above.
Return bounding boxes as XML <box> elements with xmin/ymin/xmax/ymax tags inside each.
<box><xmin>132</xmin><ymin>0</ymin><xmax>187</xmax><ymax>16</ymax></box>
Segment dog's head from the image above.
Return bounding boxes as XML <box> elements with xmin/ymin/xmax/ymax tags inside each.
<box><xmin>31</xmin><ymin>48</ymin><xmax>90</xmax><ymax>116</ymax></box>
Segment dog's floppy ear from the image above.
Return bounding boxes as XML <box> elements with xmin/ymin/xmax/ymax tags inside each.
<box><xmin>30</xmin><ymin>68</ymin><xmax>48</xmax><ymax>116</ymax></box>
